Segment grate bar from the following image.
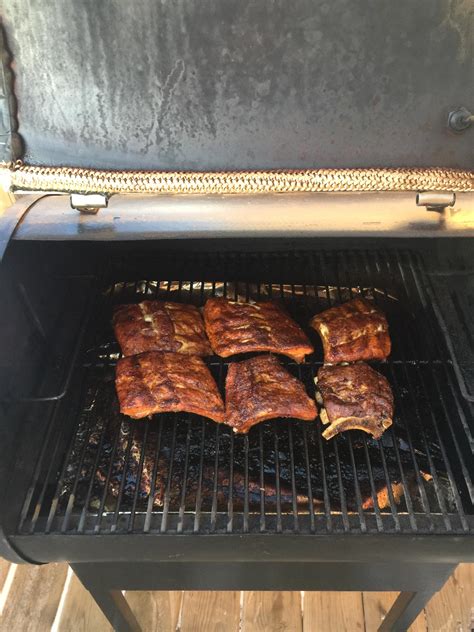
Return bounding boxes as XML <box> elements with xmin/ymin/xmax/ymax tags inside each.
<box><xmin>259</xmin><ymin>426</ymin><xmax>266</xmax><ymax>532</ymax></box>
<box><xmin>110</xmin><ymin>424</ymin><xmax>136</xmax><ymax>533</ymax></box>
<box><xmin>193</xmin><ymin>419</ymin><xmax>207</xmax><ymax>533</ymax></box>
<box><xmin>128</xmin><ymin>422</ymin><xmax>150</xmax><ymax>533</ymax></box>
<box><xmin>210</xmin><ymin>420</ymin><xmax>221</xmax><ymax>531</ymax></box>
<box><xmin>159</xmin><ymin>421</ymin><xmax>177</xmax><ymax>534</ymax></box>
<box><xmin>95</xmin><ymin>411</ymin><xmax>126</xmax><ymax>534</ymax></box>
<box><xmin>243</xmin><ymin>434</ymin><xmax>250</xmax><ymax>533</ymax></box>
<box><xmin>273</xmin><ymin>425</ymin><xmax>283</xmax><ymax>533</ymax></box>
<box><xmin>143</xmin><ymin>418</ymin><xmax>164</xmax><ymax>533</ymax></box>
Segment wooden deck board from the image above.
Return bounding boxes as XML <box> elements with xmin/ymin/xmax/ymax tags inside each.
<box><xmin>0</xmin><ymin>561</ymin><xmax>11</xmax><ymax>594</ymax></box>
<box><xmin>57</xmin><ymin>571</ymin><xmax>113</xmax><ymax>632</ymax></box>
<box><xmin>0</xmin><ymin>561</ymin><xmax>472</xmax><ymax>630</ymax></box>
<box><xmin>242</xmin><ymin>591</ymin><xmax>302</xmax><ymax>631</ymax></box>
<box><xmin>303</xmin><ymin>591</ymin><xmax>365</xmax><ymax>631</ymax></box>
<box><xmin>127</xmin><ymin>590</ymin><xmax>183</xmax><ymax>632</ymax></box>
<box><xmin>425</xmin><ymin>563</ymin><xmax>473</xmax><ymax>632</ymax></box>
<box><xmin>0</xmin><ymin>562</ymin><xmax>67</xmax><ymax>632</ymax></box>
<box><xmin>179</xmin><ymin>591</ymin><xmax>240</xmax><ymax>632</ymax></box>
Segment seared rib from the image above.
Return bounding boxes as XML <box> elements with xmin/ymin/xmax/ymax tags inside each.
<box><xmin>115</xmin><ymin>351</ymin><xmax>225</xmax><ymax>422</ymax></box>
<box><xmin>310</xmin><ymin>297</ymin><xmax>390</xmax><ymax>363</ymax></box>
<box><xmin>225</xmin><ymin>355</ymin><xmax>317</xmax><ymax>433</ymax></box>
<box><xmin>316</xmin><ymin>363</ymin><xmax>394</xmax><ymax>440</ymax></box>
<box><xmin>113</xmin><ymin>300</ymin><xmax>212</xmax><ymax>357</ymax></box>
<box><xmin>203</xmin><ymin>297</ymin><xmax>314</xmax><ymax>363</ymax></box>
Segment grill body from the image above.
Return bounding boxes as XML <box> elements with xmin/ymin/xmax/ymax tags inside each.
<box><xmin>0</xmin><ymin>238</ymin><xmax>472</xmax><ymax>631</ymax></box>
<box><xmin>1</xmin><ymin>2</ymin><xmax>473</xmax><ymax>626</ymax></box>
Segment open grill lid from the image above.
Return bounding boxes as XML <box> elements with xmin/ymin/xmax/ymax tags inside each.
<box><xmin>1</xmin><ymin>0</ymin><xmax>473</xmax><ymax>171</ymax></box>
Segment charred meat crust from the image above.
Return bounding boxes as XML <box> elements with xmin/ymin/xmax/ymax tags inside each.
<box><xmin>310</xmin><ymin>297</ymin><xmax>390</xmax><ymax>363</ymax></box>
<box><xmin>115</xmin><ymin>351</ymin><xmax>225</xmax><ymax>422</ymax></box>
<box><xmin>113</xmin><ymin>300</ymin><xmax>212</xmax><ymax>357</ymax></box>
<box><xmin>203</xmin><ymin>297</ymin><xmax>314</xmax><ymax>363</ymax></box>
<box><xmin>316</xmin><ymin>363</ymin><xmax>394</xmax><ymax>440</ymax></box>
<box><xmin>226</xmin><ymin>354</ymin><xmax>317</xmax><ymax>433</ymax></box>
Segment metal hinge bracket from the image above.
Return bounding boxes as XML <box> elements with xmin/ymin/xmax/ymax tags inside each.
<box><xmin>416</xmin><ymin>191</ymin><xmax>455</xmax><ymax>214</ymax></box>
<box><xmin>70</xmin><ymin>193</ymin><xmax>109</xmax><ymax>214</ymax></box>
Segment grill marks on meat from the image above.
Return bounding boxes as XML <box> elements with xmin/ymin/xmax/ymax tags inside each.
<box><xmin>203</xmin><ymin>297</ymin><xmax>314</xmax><ymax>363</ymax></box>
<box><xmin>113</xmin><ymin>300</ymin><xmax>212</xmax><ymax>357</ymax></box>
<box><xmin>225</xmin><ymin>355</ymin><xmax>317</xmax><ymax>433</ymax></box>
<box><xmin>316</xmin><ymin>363</ymin><xmax>394</xmax><ymax>440</ymax></box>
<box><xmin>310</xmin><ymin>298</ymin><xmax>390</xmax><ymax>363</ymax></box>
<box><xmin>115</xmin><ymin>351</ymin><xmax>225</xmax><ymax>422</ymax></box>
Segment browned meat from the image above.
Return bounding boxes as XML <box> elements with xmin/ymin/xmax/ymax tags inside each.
<box><xmin>316</xmin><ymin>363</ymin><xmax>394</xmax><ymax>440</ymax></box>
<box><xmin>113</xmin><ymin>300</ymin><xmax>212</xmax><ymax>357</ymax></box>
<box><xmin>225</xmin><ymin>355</ymin><xmax>317</xmax><ymax>433</ymax></box>
<box><xmin>310</xmin><ymin>297</ymin><xmax>391</xmax><ymax>363</ymax></box>
<box><xmin>361</xmin><ymin>482</ymin><xmax>404</xmax><ymax>510</ymax></box>
<box><xmin>115</xmin><ymin>351</ymin><xmax>225</xmax><ymax>422</ymax></box>
<box><xmin>203</xmin><ymin>297</ymin><xmax>314</xmax><ymax>363</ymax></box>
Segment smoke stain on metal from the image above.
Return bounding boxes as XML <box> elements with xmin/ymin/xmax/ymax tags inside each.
<box><xmin>1</xmin><ymin>0</ymin><xmax>472</xmax><ymax>170</ymax></box>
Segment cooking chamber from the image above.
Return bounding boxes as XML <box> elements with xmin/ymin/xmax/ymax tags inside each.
<box><xmin>1</xmin><ymin>239</ymin><xmax>472</xmax><ymax>540</ymax></box>
<box><xmin>0</xmin><ymin>237</ymin><xmax>472</xmax><ymax>631</ymax></box>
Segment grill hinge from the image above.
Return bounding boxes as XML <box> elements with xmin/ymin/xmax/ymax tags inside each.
<box><xmin>70</xmin><ymin>193</ymin><xmax>109</xmax><ymax>214</ymax></box>
<box><xmin>416</xmin><ymin>191</ymin><xmax>456</xmax><ymax>214</ymax></box>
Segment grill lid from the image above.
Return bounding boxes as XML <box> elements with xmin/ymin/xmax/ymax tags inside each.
<box><xmin>1</xmin><ymin>0</ymin><xmax>473</xmax><ymax>170</ymax></box>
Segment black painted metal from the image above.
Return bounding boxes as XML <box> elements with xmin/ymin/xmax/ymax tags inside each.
<box><xmin>378</xmin><ymin>568</ymin><xmax>455</xmax><ymax>632</ymax></box>
<box><xmin>0</xmin><ymin>195</ymin><xmax>47</xmax><ymax>263</ymax></box>
<box><xmin>2</xmin><ymin>1</ymin><xmax>473</xmax><ymax>170</ymax></box>
<box><xmin>72</xmin><ymin>565</ymin><xmax>141</xmax><ymax>632</ymax></box>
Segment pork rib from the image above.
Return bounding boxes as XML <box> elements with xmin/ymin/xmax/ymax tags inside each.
<box><xmin>115</xmin><ymin>351</ymin><xmax>225</xmax><ymax>422</ymax></box>
<box><xmin>225</xmin><ymin>354</ymin><xmax>317</xmax><ymax>433</ymax></box>
<box><xmin>113</xmin><ymin>300</ymin><xmax>212</xmax><ymax>357</ymax></box>
<box><xmin>310</xmin><ymin>297</ymin><xmax>390</xmax><ymax>363</ymax></box>
<box><xmin>316</xmin><ymin>362</ymin><xmax>394</xmax><ymax>440</ymax></box>
<box><xmin>204</xmin><ymin>297</ymin><xmax>313</xmax><ymax>363</ymax></box>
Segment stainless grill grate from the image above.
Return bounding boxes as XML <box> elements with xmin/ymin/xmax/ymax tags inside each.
<box><xmin>18</xmin><ymin>250</ymin><xmax>473</xmax><ymax>536</ymax></box>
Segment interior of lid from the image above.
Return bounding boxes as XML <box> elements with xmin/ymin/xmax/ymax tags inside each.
<box><xmin>2</xmin><ymin>0</ymin><xmax>472</xmax><ymax>170</ymax></box>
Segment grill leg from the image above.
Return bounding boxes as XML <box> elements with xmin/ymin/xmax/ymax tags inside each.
<box><xmin>378</xmin><ymin>565</ymin><xmax>456</xmax><ymax>632</ymax></box>
<box><xmin>71</xmin><ymin>565</ymin><xmax>141</xmax><ymax>632</ymax></box>
<box><xmin>378</xmin><ymin>591</ymin><xmax>432</xmax><ymax>632</ymax></box>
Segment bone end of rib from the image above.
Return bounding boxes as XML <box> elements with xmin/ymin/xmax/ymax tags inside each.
<box><xmin>319</xmin><ymin>408</ymin><xmax>330</xmax><ymax>425</ymax></box>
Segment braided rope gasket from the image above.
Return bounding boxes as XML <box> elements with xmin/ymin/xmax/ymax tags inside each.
<box><xmin>1</xmin><ymin>162</ymin><xmax>473</xmax><ymax>194</ymax></box>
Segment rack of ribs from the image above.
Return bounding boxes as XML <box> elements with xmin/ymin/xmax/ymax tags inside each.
<box><xmin>203</xmin><ymin>297</ymin><xmax>314</xmax><ymax>363</ymax></box>
<box><xmin>225</xmin><ymin>354</ymin><xmax>317</xmax><ymax>433</ymax></box>
<box><xmin>113</xmin><ymin>300</ymin><xmax>212</xmax><ymax>357</ymax></box>
<box><xmin>315</xmin><ymin>363</ymin><xmax>394</xmax><ymax>440</ymax></box>
<box><xmin>115</xmin><ymin>351</ymin><xmax>225</xmax><ymax>422</ymax></box>
<box><xmin>310</xmin><ymin>297</ymin><xmax>390</xmax><ymax>363</ymax></box>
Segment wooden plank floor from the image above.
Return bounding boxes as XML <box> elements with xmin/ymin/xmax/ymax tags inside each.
<box><xmin>0</xmin><ymin>561</ymin><xmax>472</xmax><ymax>631</ymax></box>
